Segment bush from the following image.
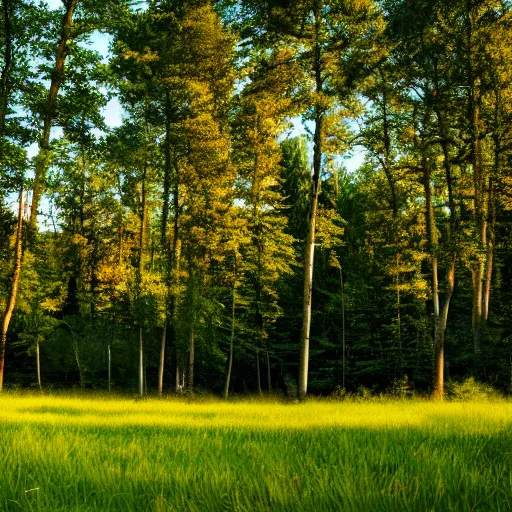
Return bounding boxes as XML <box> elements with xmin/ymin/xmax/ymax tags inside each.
<box><xmin>329</xmin><ymin>385</ymin><xmax>378</xmax><ymax>401</ymax></box>
<box><xmin>446</xmin><ymin>377</ymin><xmax>503</xmax><ymax>401</ymax></box>
<box><xmin>330</xmin><ymin>386</ymin><xmax>347</xmax><ymax>400</ymax></box>
<box><xmin>388</xmin><ymin>375</ymin><xmax>414</xmax><ymax>399</ymax></box>
<box><xmin>355</xmin><ymin>385</ymin><xmax>375</xmax><ymax>401</ymax></box>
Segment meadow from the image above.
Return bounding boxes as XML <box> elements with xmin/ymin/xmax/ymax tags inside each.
<box><xmin>0</xmin><ymin>394</ymin><xmax>511</xmax><ymax>511</ymax></box>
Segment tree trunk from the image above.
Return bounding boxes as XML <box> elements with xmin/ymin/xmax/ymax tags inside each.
<box><xmin>186</xmin><ymin>269</ymin><xmax>196</xmax><ymax>393</ymax></box>
<box><xmin>158</xmin><ymin>92</ymin><xmax>174</xmax><ymax>398</ymax></box>
<box><xmin>36</xmin><ymin>340</ymin><xmax>42</xmax><ymax>393</ymax></box>
<box><xmin>432</xmin><ymin>94</ymin><xmax>457</xmax><ymax>398</ymax></box>
<box><xmin>30</xmin><ymin>0</ymin><xmax>76</xmax><ymax>226</ymax></box>
<box><xmin>340</xmin><ymin>266</ymin><xmax>346</xmax><ymax>389</ymax></box>
<box><xmin>430</xmin><ymin>249</ymin><xmax>442</xmax><ymax>401</ymax></box>
<box><xmin>472</xmin><ymin>267</ymin><xmax>483</xmax><ymax>354</ymax></box>
<box><xmin>170</xmin><ymin>179</ymin><xmax>181</xmax><ymax>393</ymax></box>
<box><xmin>432</xmin><ymin>321</ymin><xmax>445</xmax><ymax>400</ymax></box>
<box><xmin>61</xmin><ymin>320</ymin><xmax>84</xmax><ymax>389</ymax></box>
<box><xmin>483</xmin><ymin>192</ymin><xmax>496</xmax><ymax>322</ymax></box>
<box><xmin>298</xmin><ymin>168</ymin><xmax>320</xmax><ymax>399</ymax></box>
<box><xmin>108</xmin><ymin>343</ymin><xmax>112</xmax><ymax>393</ymax></box>
<box><xmin>483</xmin><ymin>220</ymin><xmax>495</xmax><ymax>323</ymax></box>
<box><xmin>161</xmin><ymin>90</ymin><xmax>172</xmax><ymax>247</ymax></box>
<box><xmin>118</xmin><ymin>225</ymin><xmax>124</xmax><ymax>264</ymax></box>
<box><xmin>139</xmin><ymin>327</ymin><xmax>144</xmax><ymax>397</ymax></box>
<box><xmin>175</xmin><ymin>359</ymin><xmax>181</xmax><ymax>392</ymax></box>
<box><xmin>432</xmin><ymin>260</ymin><xmax>455</xmax><ymax>400</ymax></box>
<box><xmin>483</xmin><ymin>90</ymin><xmax>501</xmax><ymax>323</ymax></box>
<box><xmin>467</xmin><ymin>14</ymin><xmax>486</xmax><ymax>354</ymax></box>
<box><xmin>423</xmin><ymin>150</ymin><xmax>455</xmax><ymax>401</ymax></box>
<box><xmin>298</xmin><ymin>1</ymin><xmax>323</xmax><ymax>400</ymax></box>
<box><xmin>137</xmin><ymin>161</ymin><xmax>147</xmax><ymax>398</ymax></box>
<box><xmin>266</xmin><ymin>348</ymin><xmax>272</xmax><ymax>393</ymax></box>
<box><xmin>256</xmin><ymin>348</ymin><xmax>262</xmax><ymax>396</ymax></box>
<box><xmin>188</xmin><ymin>325</ymin><xmax>195</xmax><ymax>393</ymax></box>
<box><xmin>481</xmin><ymin>163</ymin><xmax>496</xmax><ymax>328</ymax></box>
<box><xmin>0</xmin><ymin>187</ymin><xmax>24</xmax><ymax>392</ymax></box>
<box><xmin>509</xmin><ymin>354</ymin><xmax>512</xmax><ymax>395</ymax></box>
<box><xmin>396</xmin><ymin>254</ymin><xmax>402</xmax><ymax>373</ymax></box>
<box><xmin>158</xmin><ymin>324</ymin><xmax>167</xmax><ymax>396</ymax></box>
<box><xmin>72</xmin><ymin>335</ymin><xmax>84</xmax><ymax>389</ymax></box>
<box><xmin>224</xmin><ymin>268</ymin><xmax>237</xmax><ymax>400</ymax></box>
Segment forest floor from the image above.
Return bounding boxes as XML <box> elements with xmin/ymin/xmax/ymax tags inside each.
<box><xmin>0</xmin><ymin>394</ymin><xmax>511</xmax><ymax>511</ymax></box>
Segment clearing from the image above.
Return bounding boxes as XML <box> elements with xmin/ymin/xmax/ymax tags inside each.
<box><xmin>0</xmin><ymin>395</ymin><xmax>511</xmax><ymax>511</ymax></box>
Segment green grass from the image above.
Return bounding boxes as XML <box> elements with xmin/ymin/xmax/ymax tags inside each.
<box><xmin>0</xmin><ymin>394</ymin><xmax>511</xmax><ymax>511</ymax></box>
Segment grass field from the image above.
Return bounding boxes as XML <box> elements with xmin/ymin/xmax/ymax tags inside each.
<box><xmin>0</xmin><ymin>394</ymin><xmax>511</xmax><ymax>511</ymax></box>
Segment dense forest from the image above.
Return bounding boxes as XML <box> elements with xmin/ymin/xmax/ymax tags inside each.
<box><xmin>1</xmin><ymin>0</ymin><xmax>512</xmax><ymax>399</ymax></box>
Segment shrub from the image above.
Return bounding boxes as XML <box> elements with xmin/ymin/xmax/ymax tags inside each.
<box><xmin>446</xmin><ymin>377</ymin><xmax>503</xmax><ymax>401</ymax></box>
<box><xmin>330</xmin><ymin>386</ymin><xmax>347</xmax><ymax>401</ymax></box>
<box><xmin>388</xmin><ymin>375</ymin><xmax>414</xmax><ymax>399</ymax></box>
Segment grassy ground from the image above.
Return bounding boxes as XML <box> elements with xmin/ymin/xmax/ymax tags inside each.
<box><xmin>0</xmin><ymin>394</ymin><xmax>511</xmax><ymax>511</ymax></box>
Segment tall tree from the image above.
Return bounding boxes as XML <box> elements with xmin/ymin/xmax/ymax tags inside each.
<box><xmin>232</xmin><ymin>49</ymin><xmax>297</xmax><ymax>394</ymax></box>
<box><xmin>30</xmin><ymin>0</ymin><xmax>130</xmax><ymax>227</ymax></box>
<box><xmin>0</xmin><ymin>186</ymin><xmax>23</xmax><ymax>392</ymax></box>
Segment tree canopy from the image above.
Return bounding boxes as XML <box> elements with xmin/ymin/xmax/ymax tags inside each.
<box><xmin>1</xmin><ymin>0</ymin><xmax>512</xmax><ymax>398</ymax></box>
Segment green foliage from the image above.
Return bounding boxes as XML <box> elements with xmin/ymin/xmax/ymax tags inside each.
<box><xmin>2</xmin><ymin>0</ymin><xmax>512</xmax><ymax>399</ymax></box>
<box><xmin>446</xmin><ymin>377</ymin><xmax>504</xmax><ymax>402</ymax></box>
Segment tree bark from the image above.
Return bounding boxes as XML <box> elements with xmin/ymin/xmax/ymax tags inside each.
<box><xmin>224</xmin><ymin>264</ymin><xmax>237</xmax><ymax>400</ymax></box>
<box><xmin>432</xmin><ymin>260</ymin><xmax>455</xmax><ymax>400</ymax></box>
<box><xmin>36</xmin><ymin>340</ymin><xmax>42</xmax><ymax>392</ymax></box>
<box><xmin>158</xmin><ymin>324</ymin><xmax>167</xmax><ymax>396</ymax></box>
<box><xmin>0</xmin><ymin>187</ymin><xmax>24</xmax><ymax>392</ymax></box>
<box><xmin>423</xmin><ymin>150</ymin><xmax>455</xmax><ymax>401</ymax></box>
<box><xmin>161</xmin><ymin>90</ymin><xmax>172</xmax><ymax>247</ymax></box>
<box><xmin>432</xmin><ymin>321</ymin><xmax>445</xmax><ymax>400</ymax></box>
<box><xmin>424</xmin><ymin>159</ymin><xmax>442</xmax><ymax>398</ymax></box>
<box><xmin>483</xmin><ymin>192</ymin><xmax>496</xmax><ymax>323</ymax></box>
<box><xmin>61</xmin><ymin>320</ymin><xmax>84</xmax><ymax>389</ymax></box>
<box><xmin>339</xmin><ymin>266</ymin><xmax>346</xmax><ymax>388</ymax></box>
<box><xmin>266</xmin><ymin>348</ymin><xmax>272</xmax><ymax>393</ymax></box>
<box><xmin>256</xmin><ymin>348</ymin><xmax>262</xmax><ymax>396</ymax></box>
<box><xmin>139</xmin><ymin>327</ymin><xmax>144</xmax><ymax>397</ymax></box>
<box><xmin>187</xmin><ymin>274</ymin><xmax>196</xmax><ymax>393</ymax></box>
<box><xmin>472</xmin><ymin>266</ymin><xmax>483</xmax><ymax>354</ymax></box>
<box><xmin>483</xmin><ymin>90</ymin><xmax>501</xmax><ymax>323</ymax></box>
<box><xmin>158</xmin><ymin>93</ymin><xmax>174</xmax><ymax>397</ymax></box>
<box><xmin>175</xmin><ymin>359</ymin><xmax>181</xmax><ymax>392</ymax></box>
<box><xmin>170</xmin><ymin>176</ymin><xmax>181</xmax><ymax>393</ymax></box>
<box><xmin>466</xmin><ymin>3</ymin><xmax>487</xmax><ymax>354</ymax></box>
<box><xmin>108</xmin><ymin>343</ymin><xmax>111</xmax><ymax>393</ymax></box>
<box><xmin>137</xmin><ymin>162</ymin><xmax>147</xmax><ymax>398</ymax></box>
<box><xmin>188</xmin><ymin>324</ymin><xmax>195</xmax><ymax>393</ymax></box>
<box><xmin>298</xmin><ymin>0</ymin><xmax>323</xmax><ymax>400</ymax></box>
<box><xmin>30</xmin><ymin>0</ymin><xmax>77</xmax><ymax>226</ymax></box>
<box><xmin>72</xmin><ymin>333</ymin><xmax>84</xmax><ymax>389</ymax></box>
